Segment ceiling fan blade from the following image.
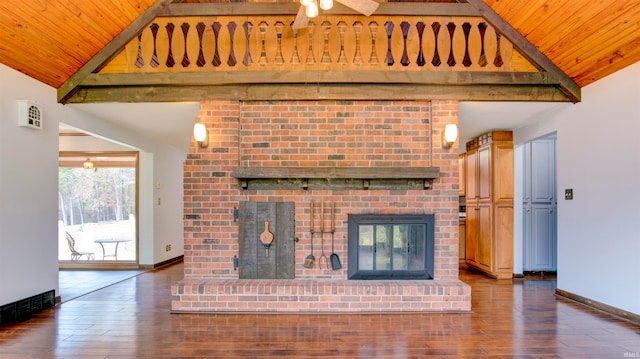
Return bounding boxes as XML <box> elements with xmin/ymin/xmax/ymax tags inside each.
<box><xmin>292</xmin><ymin>6</ymin><xmax>309</xmax><ymax>30</ymax></box>
<box><xmin>335</xmin><ymin>0</ymin><xmax>379</xmax><ymax>16</ymax></box>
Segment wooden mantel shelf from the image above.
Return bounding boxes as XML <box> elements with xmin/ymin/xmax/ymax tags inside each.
<box><xmin>231</xmin><ymin>167</ymin><xmax>440</xmax><ymax>190</ymax></box>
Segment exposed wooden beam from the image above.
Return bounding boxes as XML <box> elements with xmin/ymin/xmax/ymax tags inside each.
<box><xmin>79</xmin><ymin>71</ymin><xmax>556</xmax><ymax>87</ymax></box>
<box><xmin>65</xmin><ymin>83</ymin><xmax>571</xmax><ymax>103</ymax></box>
<box><xmin>465</xmin><ymin>0</ymin><xmax>581</xmax><ymax>103</ymax></box>
<box><xmin>57</xmin><ymin>0</ymin><xmax>175</xmax><ymax>104</ymax></box>
<box><xmin>158</xmin><ymin>2</ymin><xmax>482</xmax><ymax>17</ymax></box>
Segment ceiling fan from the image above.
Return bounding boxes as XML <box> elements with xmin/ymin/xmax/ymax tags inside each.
<box><xmin>292</xmin><ymin>0</ymin><xmax>380</xmax><ymax>29</ymax></box>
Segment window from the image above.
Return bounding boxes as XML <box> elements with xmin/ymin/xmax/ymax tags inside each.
<box><xmin>347</xmin><ymin>214</ymin><xmax>434</xmax><ymax>279</ymax></box>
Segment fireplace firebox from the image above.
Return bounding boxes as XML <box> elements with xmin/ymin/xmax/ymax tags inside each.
<box><xmin>347</xmin><ymin>214</ymin><xmax>435</xmax><ymax>280</ymax></box>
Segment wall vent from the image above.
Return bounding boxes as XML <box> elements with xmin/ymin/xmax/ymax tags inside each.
<box><xmin>0</xmin><ymin>290</ymin><xmax>55</xmax><ymax>324</ymax></box>
<box><xmin>17</xmin><ymin>100</ymin><xmax>43</xmax><ymax>130</ymax></box>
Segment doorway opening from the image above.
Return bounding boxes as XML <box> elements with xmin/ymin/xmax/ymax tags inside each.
<box><xmin>58</xmin><ymin>151</ymin><xmax>138</xmax><ymax>268</ymax></box>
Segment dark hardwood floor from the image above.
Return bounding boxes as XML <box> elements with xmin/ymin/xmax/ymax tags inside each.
<box><xmin>1</xmin><ymin>263</ymin><xmax>638</xmax><ymax>358</ymax></box>
<box><xmin>58</xmin><ymin>269</ymin><xmax>146</xmax><ymax>303</ymax></box>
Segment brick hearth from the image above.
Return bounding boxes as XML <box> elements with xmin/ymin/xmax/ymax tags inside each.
<box><xmin>172</xmin><ymin>278</ymin><xmax>470</xmax><ymax>313</ymax></box>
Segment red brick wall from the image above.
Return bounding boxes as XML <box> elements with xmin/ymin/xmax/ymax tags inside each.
<box><xmin>183</xmin><ymin>100</ymin><xmax>459</xmax><ymax>281</ymax></box>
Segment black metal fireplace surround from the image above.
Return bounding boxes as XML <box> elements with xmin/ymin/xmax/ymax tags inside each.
<box><xmin>347</xmin><ymin>214</ymin><xmax>435</xmax><ymax>280</ymax></box>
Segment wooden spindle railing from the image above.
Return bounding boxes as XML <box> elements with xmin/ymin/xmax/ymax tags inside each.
<box><xmin>101</xmin><ymin>15</ymin><xmax>535</xmax><ymax>75</ymax></box>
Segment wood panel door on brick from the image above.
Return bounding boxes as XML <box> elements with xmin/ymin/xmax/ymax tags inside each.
<box><xmin>237</xmin><ymin>201</ymin><xmax>295</xmax><ymax>279</ymax></box>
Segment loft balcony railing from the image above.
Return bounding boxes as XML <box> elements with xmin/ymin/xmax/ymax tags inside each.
<box><xmin>101</xmin><ymin>15</ymin><xmax>535</xmax><ymax>74</ymax></box>
<box><xmin>59</xmin><ymin>2</ymin><xmax>580</xmax><ymax>103</ymax></box>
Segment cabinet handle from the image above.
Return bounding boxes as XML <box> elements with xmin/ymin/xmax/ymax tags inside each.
<box><xmin>549</xmin><ymin>197</ymin><xmax>553</xmax><ymax>201</ymax></box>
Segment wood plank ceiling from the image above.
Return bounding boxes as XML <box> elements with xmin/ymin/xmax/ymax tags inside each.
<box><xmin>0</xmin><ymin>0</ymin><xmax>638</xmax><ymax>102</ymax></box>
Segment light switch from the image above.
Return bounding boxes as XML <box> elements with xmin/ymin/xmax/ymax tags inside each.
<box><xmin>564</xmin><ymin>189</ymin><xmax>573</xmax><ymax>200</ymax></box>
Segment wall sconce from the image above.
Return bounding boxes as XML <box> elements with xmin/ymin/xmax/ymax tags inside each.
<box><xmin>442</xmin><ymin>123</ymin><xmax>458</xmax><ymax>149</ymax></box>
<box><xmin>193</xmin><ymin>123</ymin><xmax>209</xmax><ymax>148</ymax></box>
<box><xmin>82</xmin><ymin>158</ymin><xmax>94</xmax><ymax>170</ymax></box>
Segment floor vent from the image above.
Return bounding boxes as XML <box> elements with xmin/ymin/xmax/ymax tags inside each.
<box><xmin>0</xmin><ymin>290</ymin><xmax>55</xmax><ymax>324</ymax></box>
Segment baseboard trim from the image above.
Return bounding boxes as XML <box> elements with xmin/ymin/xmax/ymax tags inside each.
<box><xmin>555</xmin><ymin>288</ymin><xmax>640</xmax><ymax>326</ymax></box>
<box><xmin>139</xmin><ymin>255</ymin><xmax>184</xmax><ymax>270</ymax></box>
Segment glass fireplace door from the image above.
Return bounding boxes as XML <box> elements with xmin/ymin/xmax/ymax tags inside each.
<box><xmin>348</xmin><ymin>214</ymin><xmax>434</xmax><ymax>279</ymax></box>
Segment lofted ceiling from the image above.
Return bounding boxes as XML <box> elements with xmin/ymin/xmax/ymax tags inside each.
<box><xmin>1</xmin><ymin>0</ymin><xmax>637</xmax><ymax>90</ymax></box>
<box><xmin>1</xmin><ymin>0</ymin><xmax>639</xmax><ymax>149</ymax></box>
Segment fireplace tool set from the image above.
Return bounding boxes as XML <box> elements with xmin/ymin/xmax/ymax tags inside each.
<box><xmin>304</xmin><ymin>201</ymin><xmax>341</xmax><ymax>270</ymax></box>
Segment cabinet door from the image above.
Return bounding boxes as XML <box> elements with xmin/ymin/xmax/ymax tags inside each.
<box><xmin>238</xmin><ymin>201</ymin><xmax>296</xmax><ymax>279</ymax></box>
<box><xmin>523</xmin><ymin>137</ymin><xmax>557</xmax><ymax>272</ymax></box>
<box><xmin>465</xmin><ymin>203</ymin><xmax>478</xmax><ymax>266</ymax></box>
<box><xmin>459</xmin><ymin>222</ymin><xmax>466</xmax><ymax>264</ymax></box>
<box><xmin>458</xmin><ymin>154</ymin><xmax>466</xmax><ymax>196</ymax></box>
<box><xmin>527</xmin><ymin>204</ymin><xmax>556</xmax><ymax>271</ymax></box>
<box><xmin>531</xmin><ymin>139</ymin><xmax>555</xmax><ymax>203</ymax></box>
<box><xmin>523</xmin><ymin>205</ymin><xmax>531</xmax><ymax>269</ymax></box>
<box><xmin>465</xmin><ymin>149</ymin><xmax>478</xmax><ymax>200</ymax></box>
<box><xmin>523</xmin><ymin>142</ymin><xmax>531</xmax><ymax>203</ymax></box>
<box><xmin>476</xmin><ymin>203</ymin><xmax>492</xmax><ymax>271</ymax></box>
<box><xmin>493</xmin><ymin>143</ymin><xmax>514</xmax><ymax>202</ymax></box>
<box><xmin>494</xmin><ymin>203</ymin><xmax>514</xmax><ymax>275</ymax></box>
<box><xmin>478</xmin><ymin>146</ymin><xmax>491</xmax><ymax>200</ymax></box>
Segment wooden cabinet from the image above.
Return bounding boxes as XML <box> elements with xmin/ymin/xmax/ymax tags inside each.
<box><xmin>465</xmin><ymin>207</ymin><xmax>477</xmax><ymax>265</ymax></box>
<box><xmin>459</xmin><ymin>220</ymin><xmax>466</xmax><ymax>267</ymax></box>
<box><xmin>465</xmin><ymin>149</ymin><xmax>478</xmax><ymax>200</ymax></box>
<box><xmin>458</xmin><ymin>154</ymin><xmax>466</xmax><ymax>196</ymax></box>
<box><xmin>464</xmin><ymin>131</ymin><xmax>513</xmax><ymax>279</ymax></box>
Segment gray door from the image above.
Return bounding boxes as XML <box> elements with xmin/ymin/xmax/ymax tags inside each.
<box><xmin>237</xmin><ymin>201</ymin><xmax>295</xmax><ymax>279</ymax></box>
<box><xmin>523</xmin><ymin>138</ymin><xmax>557</xmax><ymax>271</ymax></box>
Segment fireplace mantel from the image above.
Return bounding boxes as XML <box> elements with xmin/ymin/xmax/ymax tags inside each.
<box><xmin>231</xmin><ymin>166</ymin><xmax>440</xmax><ymax>190</ymax></box>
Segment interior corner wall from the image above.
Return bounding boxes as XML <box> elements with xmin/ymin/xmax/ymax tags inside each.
<box><xmin>150</xmin><ymin>149</ymin><xmax>186</xmax><ymax>264</ymax></box>
<box><xmin>513</xmin><ymin>61</ymin><xmax>640</xmax><ymax>315</ymax></box>
<box><xmin>0</xmin><ymin>64</ymin><xmax>187</xmax><ymax>306</ymax></box>
<box><xmin>0</xmin><ymin>64</ymin><xmax>61</xmax><ymax>305</ymax></box>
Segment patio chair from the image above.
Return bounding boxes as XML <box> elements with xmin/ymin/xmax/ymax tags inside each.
<box><xmin>66</xmin><ymin>232</ymin><xmax>95</xmax><ymax>260</ymax></box>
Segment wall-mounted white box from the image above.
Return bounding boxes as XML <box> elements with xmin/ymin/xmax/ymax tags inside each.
<box><xmin>17</xmin><ymin>100</ymin><xmax>43</xmax><ymax>130</ymax></box>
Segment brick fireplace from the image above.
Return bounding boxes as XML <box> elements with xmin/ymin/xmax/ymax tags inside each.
<box><xmin>171</xmin><ymin>99</ymin><xmax>471</xmax><ymax>313</ymax></box>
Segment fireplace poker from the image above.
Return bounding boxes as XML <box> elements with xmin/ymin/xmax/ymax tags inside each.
<box><xmin>319</xmin><ymin>201</ymin><xmax>329</xmax><ymax>269</ymax></box>
<box><xmin>303</xmin><ymin>201</ymin><xmax>315</xmax><ymax>268</ymax></box>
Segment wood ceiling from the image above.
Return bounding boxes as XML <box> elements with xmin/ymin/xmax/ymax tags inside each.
<box><xmin>1</xmin><ymin>0</ymin><xmax>638</xmax><ymax>103</ymax></box>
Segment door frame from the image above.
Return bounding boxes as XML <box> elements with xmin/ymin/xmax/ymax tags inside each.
<box><xmin>58</xmin><ymin>151</ymin><xmax>139</xmax><ymax>269</ymax></box>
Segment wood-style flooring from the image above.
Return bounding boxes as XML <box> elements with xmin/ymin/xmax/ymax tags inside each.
<box><xmin>1</xmin><ymin>263</ymin><xmax>638</xmax><ymax>358</ymax></box>
<box><xmin>58</xmin><ymin>269</ymin><xmax>146</xmax><ymax>303</ymax></box>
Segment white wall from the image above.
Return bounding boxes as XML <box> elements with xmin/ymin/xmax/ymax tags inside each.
<box><xmin>0</xmin><ymin>65</ymin><xmax>60</xmax><ymax>305</ymax></box>
<box><xmin>0</xmin><ymin>64</ymin><xmax>188</xmax><ymax>305</ymax></box>
<box><xmin>514</xmin><ymin>61</ymin><xmax>640</xmax><ymax>315</ymax></box>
